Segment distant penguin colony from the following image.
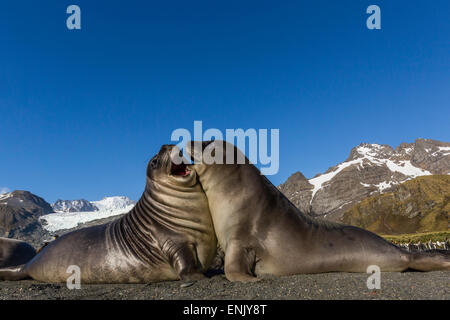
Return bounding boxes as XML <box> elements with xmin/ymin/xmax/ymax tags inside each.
<box><xmin>396</xmin><ymin>240</ymin><xmax>450</xmax><ymax>252</ymax></box>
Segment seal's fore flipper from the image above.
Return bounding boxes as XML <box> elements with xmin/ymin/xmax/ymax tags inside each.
<box><xmin>224</xmin><ymin>240</ymin><xmax>259</xmax><ymax>283</ymax></box>
<box><xmin>163</xmin><ymin>240</ymin><xmax>206</xmax><ymax>286</ymax></box>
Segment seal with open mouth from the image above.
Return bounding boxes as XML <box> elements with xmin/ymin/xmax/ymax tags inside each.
<box><xmin>0</xmin><ymin>145</ymin><xmax>217</xmax><ymax>284</ymax></box>
<box><xmin>187</xmin><ymin>140</ymin><xmax>450</xmax><ymax>282</ymax></box>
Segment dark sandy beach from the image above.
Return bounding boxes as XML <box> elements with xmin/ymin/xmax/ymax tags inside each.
<box><xmin>0</xmin><ymin>271</ymin><xmax>448</xmax><ymax>300</ymax></box>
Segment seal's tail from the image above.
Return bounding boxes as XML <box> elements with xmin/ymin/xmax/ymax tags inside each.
<box><xmin>0</xmin><ymin>265</ymin><xmax>30</xmax><ymax>281</ymax></box>
<box><xmin>408</xmin><ymin>250</ymin><xmax>450</xmax><ymax>271</ymax></box>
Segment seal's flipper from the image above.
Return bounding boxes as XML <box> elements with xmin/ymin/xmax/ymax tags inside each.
<box><xmin>0</xmin><ymin>265</ymin><xmax>30</xmax><ymax>281</ymax></box>
<box><xmin>179</xmin><ymin>272</ymin><xmax>206</xmax><ymax>288</ymax></box>
<box><xmin>224</xmin><ymin>241</ymin><xmax>259</xmax><ymax>282</ymax></box>
<box><xmin>165</xmin><ymin>241</ymin><xmax>207</xmax><ymax>284</ymax></box>
<box><xmin>408</xmin><ymin>250</ymin><xmax>450</xmax><ymax>271</ymax></box>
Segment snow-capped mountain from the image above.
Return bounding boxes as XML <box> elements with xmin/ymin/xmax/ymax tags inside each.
<box><xmin>52</xmin><ymin>199</ymin><xmax>98</xmax><ymax>213</ymax></box>
<box><xmin>279</xmin><ymin>138</ymin><xmax>450</xmax><ymax>221</ymax></box>
<box><xmin>51</xmin><ymin>196</ymin><xmax>135</xmax><ymax>213</ymax></box>
<box><xmin>42</xmin><ymin>196</ymin><xmax>136</xmax><ymax>232</ymax></box>
<box><xmin>91</xmin><ymin>196</ymin><xmax>136</xmax><ymax>212</ymax></box>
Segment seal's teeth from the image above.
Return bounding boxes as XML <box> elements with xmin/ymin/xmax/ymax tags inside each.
<box><xmin>171</xmin><ymin>162</ymin><xmax>190</xmax><ymax>176</ymax></box>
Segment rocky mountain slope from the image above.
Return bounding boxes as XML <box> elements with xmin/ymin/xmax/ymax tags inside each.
<box><xmin>279</xmin><ymin>138</ymin><xmax>450</xmax><ymax>222</ymax></box>
<box><xmin>342</xmin><ymin>175</ymin><xmax>450</xmax><ymax>235</ymax></box>
<box><xmin>0</xmin><ymin>191</ymin><xmax>52</xmax><ymax>246</ymax></box>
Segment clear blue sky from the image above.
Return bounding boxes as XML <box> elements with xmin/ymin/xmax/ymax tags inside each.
<box><xmin>1</xmin><ymin>1</ymin><xmax>449</xmax><ymax>203</ymax></box>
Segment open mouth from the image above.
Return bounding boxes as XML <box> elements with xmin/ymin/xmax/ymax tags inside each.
<box><xmin>171</xmin><ymin>162</ymin><xmax>190</xmax><ymax>176</ymax></box>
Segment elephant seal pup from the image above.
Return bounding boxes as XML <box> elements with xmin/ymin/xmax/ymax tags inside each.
<box><xmin>0</xmin><ymin>238</ymin><xmax>36</xmax><ymax>268</ymax></box>
<box><xmin>186</xmin><ymin>140</ymin><xmax>450</xmax><ymax>282</ymax></box>
<box><xmin>0</xmin><ymin>145</ymin><xmax>217</xmax><ymax>284</ymax></box>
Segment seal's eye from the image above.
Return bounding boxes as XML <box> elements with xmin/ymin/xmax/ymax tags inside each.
<box><xmin>150</xmin><ymin>158</ymin><xmax>159</xmax><ymax>169</ymax></box>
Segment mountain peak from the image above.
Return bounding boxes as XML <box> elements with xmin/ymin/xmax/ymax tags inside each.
<box><xmin>347</xmin><ymin>143</ymin><xmax>394</xmax><ymax>161</ymax></box>
<box><xmin>91</xmin><ymin>196</ymin><xmax>136</xmax><ymax>212</ymax></box>
<box><xmin>0</xmin><ymin>190</ymin><xmax>53</xmax><ymax>244</ymax></box>
<box><xmin>280</xmin><ymin>138</ymin><xmax>450</xmax><ymax>222</ymax></box>
<box><xmin>52</xmin><ymin>199</ymin><xmax>98</xmax><ymax>213</ymax></box>
<box><xmin>0</xmin><ymin>190</ymin><xmax>53</xmax><ymax>214</ymax></box>
<box><xmin>285</xmin><ymin>171</ymin><xmax>309</xmax><ymax>183</ymax></box>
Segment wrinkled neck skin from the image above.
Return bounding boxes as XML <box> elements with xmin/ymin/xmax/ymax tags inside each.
<box><xmin>111</xmin><ymin>173</ymin><xmax>214</xmax><ymax>268</ymax></box>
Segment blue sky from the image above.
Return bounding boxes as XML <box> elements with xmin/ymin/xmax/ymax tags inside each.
<box><xmin>1</xmin><ymin>1</ymin><xmax>449</xmax><ymax>203</ymax></box>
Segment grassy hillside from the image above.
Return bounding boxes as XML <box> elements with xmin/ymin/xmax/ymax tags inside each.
<box><xmin>342</xmin><ymin>175</ymin><xmax>449</xmax><ymax>235</ymax></box>
<box><xmin>381</xmin><ymin>231</ymin><xmax>450</xmax><ymax>244</ymax></box>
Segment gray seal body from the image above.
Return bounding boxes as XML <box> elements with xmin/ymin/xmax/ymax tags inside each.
<box><xmin>0</xmin><ymin>237</ymin><xmax>36</xmax><ymax>268</ymax></box>
<box><xmin>187</xmin><ymin>140</ymin><xmax>450</xmax><ymax>282</ymax></box>
<box><xmin>0</xmin><ymin>145</ymin><xmax>217</xmax><ymax>283</ymax></box>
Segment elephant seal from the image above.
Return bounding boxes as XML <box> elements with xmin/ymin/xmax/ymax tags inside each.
<box><xmin>186</xmin><ymin>140</ymin><xmax>450</xmax><ymax>282</ymax></box>
<box><xmin>0</xmin><ymin>237</ymin><xmax>36</xmax><ymax>268</ymax></box>
<box><xmin>0</xmin><ymin>145</ymin><xmax>217</xmax><ymax>284</ymax></box>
